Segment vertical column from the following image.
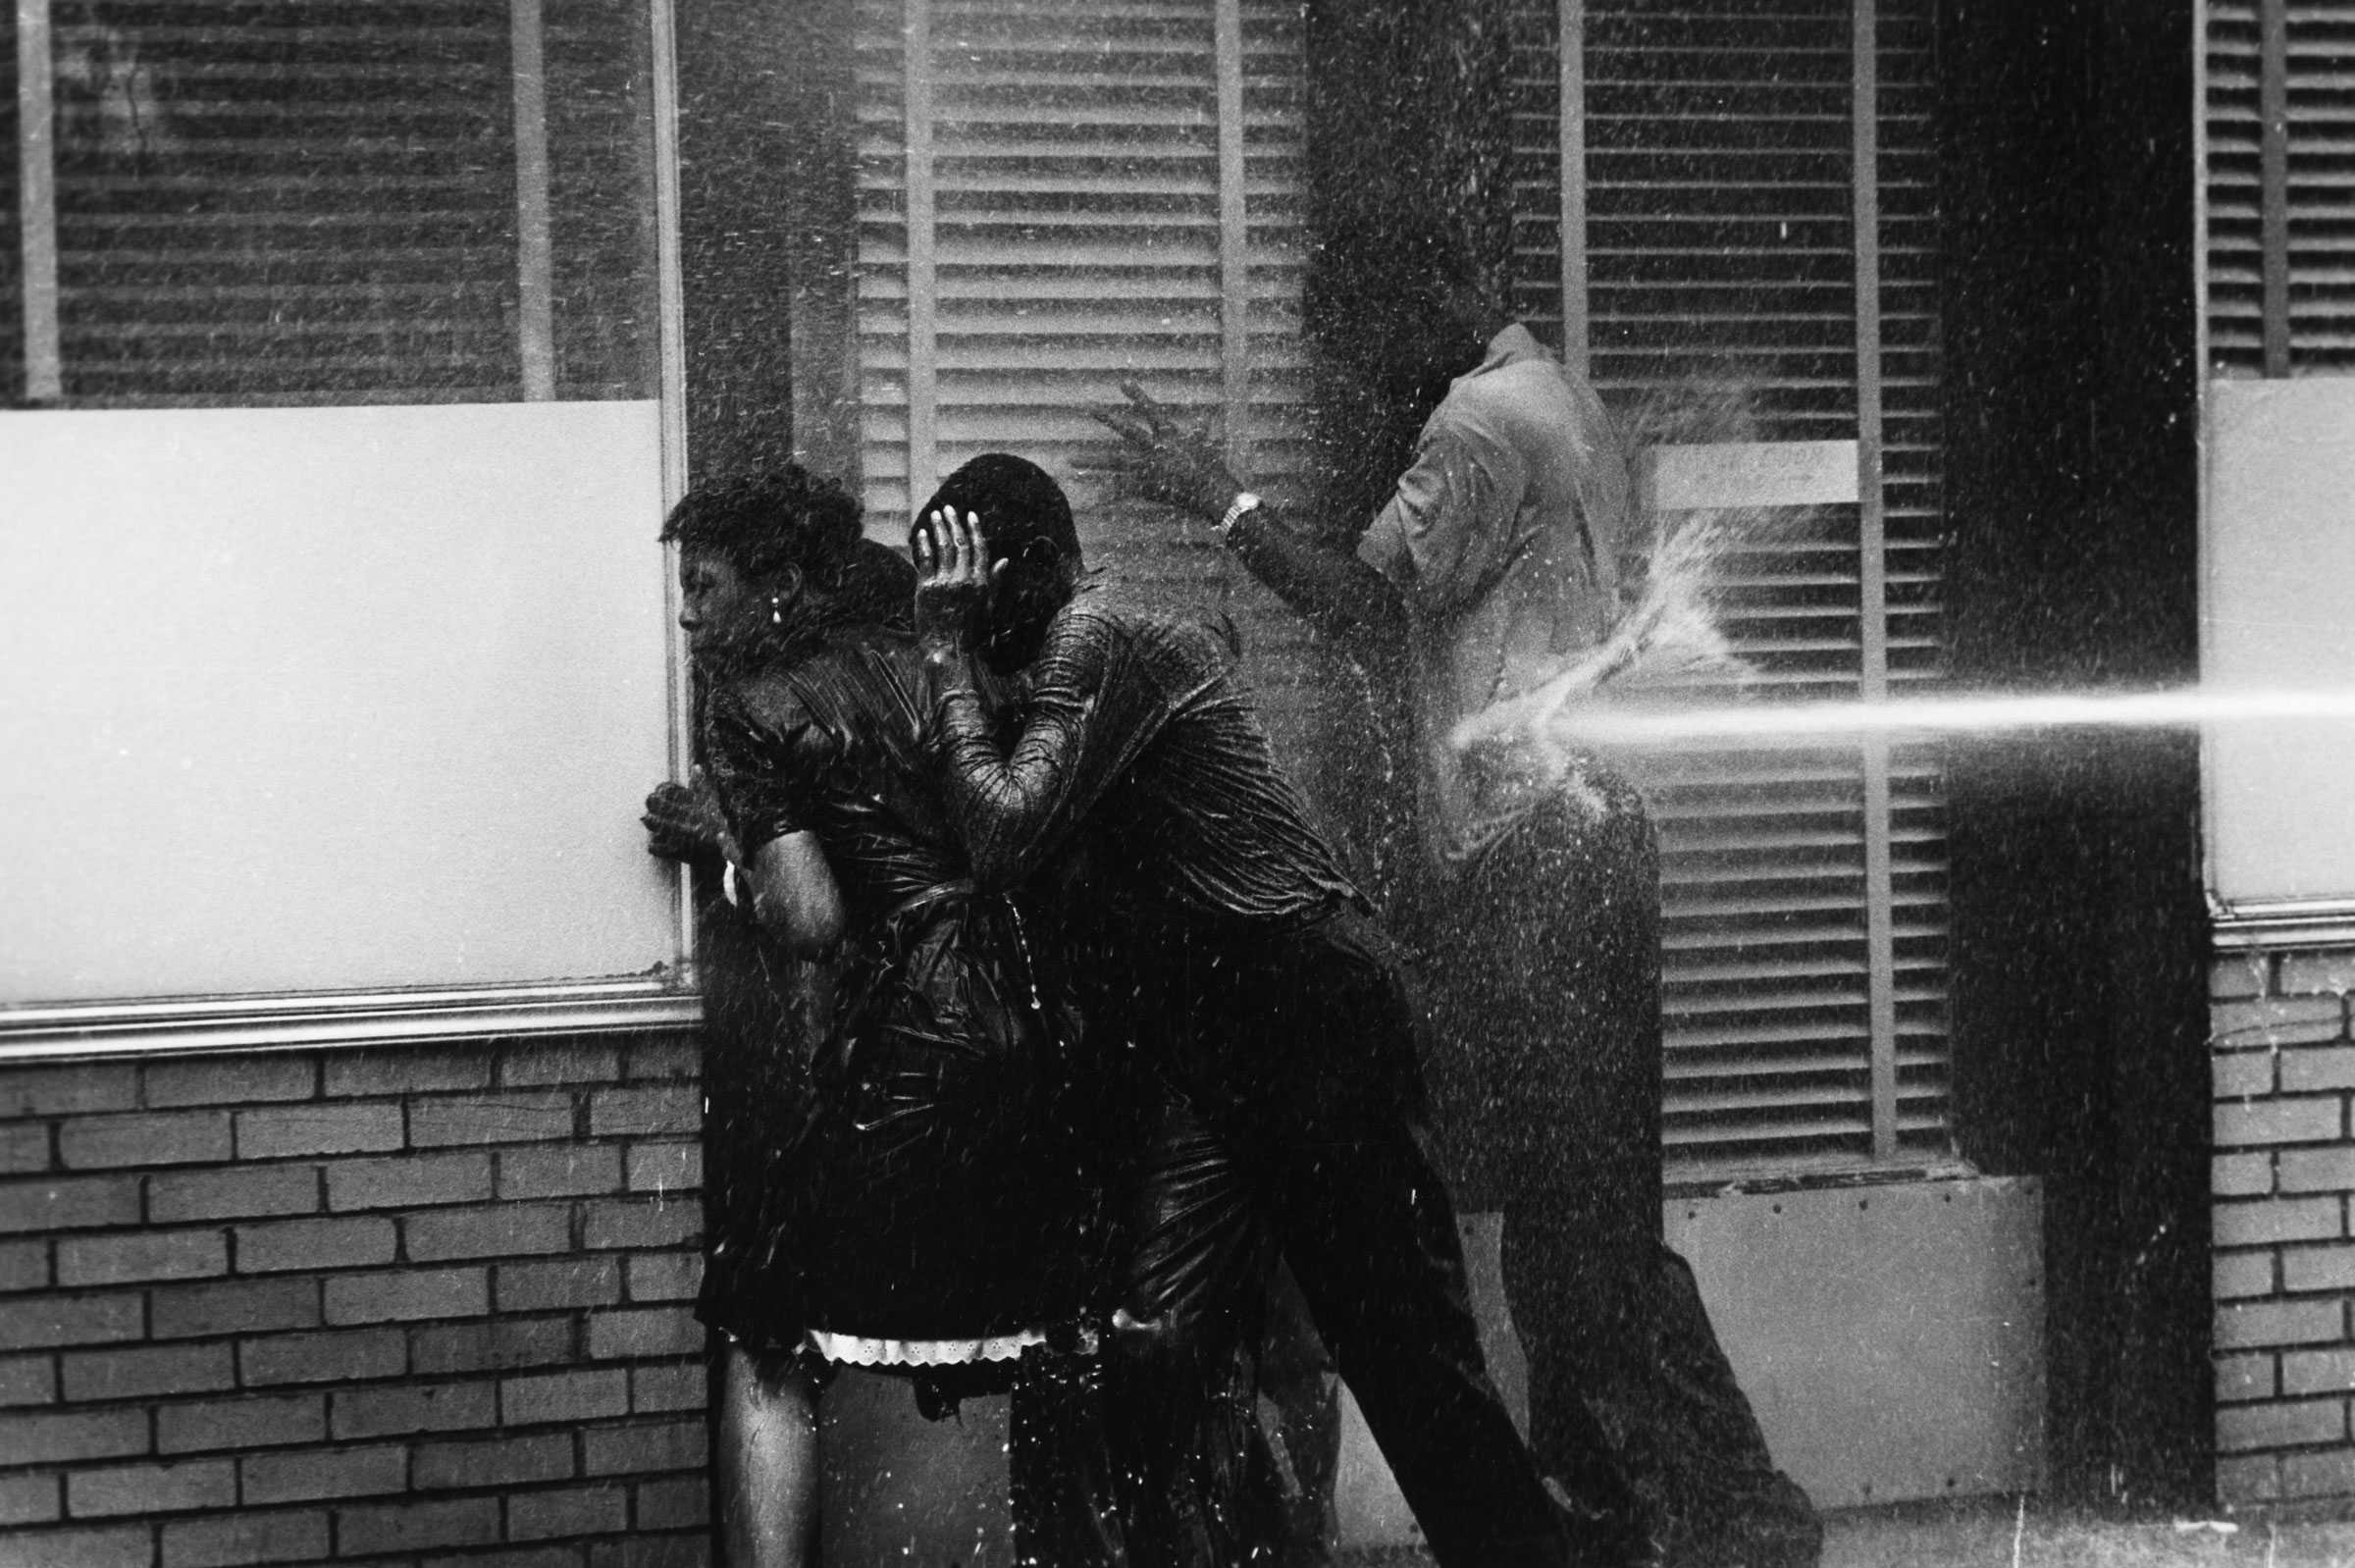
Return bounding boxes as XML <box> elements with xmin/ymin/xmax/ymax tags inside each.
<box><xmin>1214</xmin><ymin>0</ymin><xmax>1249</xmax><ymax>456</ymax></box>
<box><xmin>1556</xmin><ymin>0</ymin><xmax>1588</xmax><ymax>376</ymax></box>
<box><xmin>902</xmin><ymin>0</ymin><xmax>938</xmax><ymax>510</ymax></box>
<box><xmin>18</xmin><ymin>0</ymin><xmax>60</xmax><ymax>401</ymax></box>
<box><xmin>2259</xmin><ymin>0</ymin><xmax>2291</xmax><ymax>378</ymax></box>
<box><xmin>1852</xmin><ymin>0</ymin><xmax>1897</xmax><ymax>1161</ymax></box>
<box><xmin>649</xmin><ymin>0</ymin><xmax>695</xmax><ymax>971</ymax></box>
<box><xmin>510</xmin><ymin>0</ymin><xmax>556</xmax><ymax>399</ymax></box>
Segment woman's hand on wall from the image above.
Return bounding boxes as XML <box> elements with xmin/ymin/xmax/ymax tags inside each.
<box><xmin>642</xmin><ymin>770</ymin><xmax>737</xmax><ymax>868</ymax></box>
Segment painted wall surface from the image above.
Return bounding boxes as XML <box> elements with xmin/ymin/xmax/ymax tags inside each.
<box><xmin>1337</xmin><ymin>1177</ymin><xmax>2045</xmax><ymax>1547</ymax></box>
<box><xmin>2204</xmin><ymin>380</ymin><xmax>2355</xmax><ymax>907</ymax></box>
<box><xmin>0</xmin><ymin>403</ymin><xmax>679</xmax><ymax>1002</ymax></box>
<box><xmin>1666</xmin><ymin>1177</ymin><xmax>2046</xmax><ymax>1508</ymax></box>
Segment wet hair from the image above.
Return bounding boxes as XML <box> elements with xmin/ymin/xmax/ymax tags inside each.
<box><xmin>915</xmin><ymin>454</ymin><xmax>1084</xmax><ymax>662</ymax></box>
<box><xmin>834</xmin><ymin>538</ymin><xmax>918</xmax><ymax>635</ymax></box>
<box><xmin>660</xmin><ymin>465</ymin><xmax>864</xmax><ymax>594</ymax></box>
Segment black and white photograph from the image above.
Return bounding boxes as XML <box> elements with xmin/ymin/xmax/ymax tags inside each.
<box><xmin>0</xmin><ymin>0</ymin><xmax>2341</xmax><ymax>1563</ymax></box>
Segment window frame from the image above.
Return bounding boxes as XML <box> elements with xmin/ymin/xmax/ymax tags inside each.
<box><xmin>0</xmin><ymin>0</ymin><xmax>703</xmax><ymax>1061</ymax></box>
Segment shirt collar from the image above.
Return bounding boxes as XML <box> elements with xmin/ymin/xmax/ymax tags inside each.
<box><xmin>1468</xmin><ymin>322</ymin><xmax>1551</xmax><ymax>379</ymax></box>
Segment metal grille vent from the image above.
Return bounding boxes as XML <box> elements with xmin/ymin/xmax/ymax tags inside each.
<box><xmin>853</xmin><ymin>0</ymin><xmax>1323</xmax><ymax>732</ymax></box>
<box><xmin>2206</xmin><ymin>0</ymin><xmax>2355</xmax><ymax>377</ymax></box>
<box><xmin>8</xmin><ymin>0</ymin><xmax>656</xmax><ymax>406</ymax></box>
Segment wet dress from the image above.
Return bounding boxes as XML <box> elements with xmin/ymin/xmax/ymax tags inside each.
<box><xmin>697</xmin><ymin>625</ymin><xmax>1116</xmax><ymax>1357</ymax></box>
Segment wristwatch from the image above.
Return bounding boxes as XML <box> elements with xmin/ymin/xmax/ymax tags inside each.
<box><xmin>1215</xmin><ymin>492</ymin><xmax>1263</xmax><ymax>543</ymax></box>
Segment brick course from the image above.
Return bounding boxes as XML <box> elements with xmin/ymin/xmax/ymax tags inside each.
<box><xmin>0</xmin><ymin>1037</ymin><xmax>711</xmax><ymax>1563</ymax></box>
<box><xmin>501</xmin><ymin>1144</ymin><xmax>625</xmax><ymax>1200</ymax></box>
<box><xmin>148</xmin><ymin>1164</ymin><xmax>322</xmax><ymax>1224</ymax></box>
<box><xmin>406</xmin><ymin>1202</ymin><xmax>573</xmax><ymax>1262</ymax></box>
<box><xmin>0</xmin><ymin>1241</ymin><xmax>48</xmax><ymax>1295</ymax></box>
<box><xmin>58</xmin><ymin>1228</ymin><xmax>228</xmax><ymax>1287</ymax></box>
<box><xmin>2213</xmin><ymin>946</ymin><xmax>2355</xmax><ymax>1508</ymax></box>
<box><xmin>156</xmin><ymin>1393</ymin><xmax>326</xmax><ymax>1453</ymax></box>
<box><xmin>150</xmin><ymin>1278</ymin><xmax>319</xmax><ymax>1340</ymax></box>
<box><xmin>0</xmin><ymin>1293</ymin><xmax>144</xmax><ymax>1352</ymax></box>
<box><xmin>67</xmin><ymin>1458</ymin><xmax>236</xmax><ymax>1516</ymax></box>
<box><xmin>235</xmin><ymin>1214</ymin><xmax>397</xmax><ymax>1274</ymax></box>
<box><xmin>0</xmin><ymin>1126</ymin><xmax>49</xmax><ymax>1176</ymax></box>
<box><xmin>0</xmin><ymin>1356</ymin><xmax>57</xmax><ymax>1408</ymax></box>
<box><xmin>159</xmin><ymin>1508</ymin><xmax>328</xmax><ymax>1568</ymax></box>
<box><xmin>510</xmin><ymin>1482</ymin><xmax>631</xmax><ymax>1540</ymax></box>
<box><xmin>326</xmin><ymin>1150</ymin><xmax>494</xmax><ymax>1212</ymax></box>
<box><xmin>0</xmin><ymin>1472</ymin><xmax>58</xmax><ymax>1526</ymax></box>
<box><xmin>236</xmin><ymin>1102</ymin><xmax>404</xmax><ymax>1160</ymax></box>
<box><xmin>239</xmin><ymin>1326</ymin><xmax>407</xmax><ymax>1386</ymax></box>
<box><xmin>61</xmin><ymin>1341</ymin><xmax>236</xmax><ymax>1402</ymax></box>
<box><xmin>0</xmin><ymin>1176</ymin><xmax>140</xmax><ymax>1234</ymax></box>
<box><xmin>59</xmin><ymin>1112</ymin><xmax>233</xmax><ymax>1170</ymax></box>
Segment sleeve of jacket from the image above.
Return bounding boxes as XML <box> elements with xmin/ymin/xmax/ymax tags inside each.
<box><xmin>931</xmin><ymin>604</ymin><xmax>1187</xmax><ymax>890</ymax></box>
<box><xmin>702</xmin><ymin>676</ymin><xmax>837</xmax><ymax>857</ymax></box>
<box><xmin>1355</xmin><ymin>422</ymin><xmax>1530</xmax><ymax>620</ymax></box>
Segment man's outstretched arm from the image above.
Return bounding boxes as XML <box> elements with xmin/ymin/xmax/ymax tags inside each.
<box><xmin>1218</xmin><ymin>501</ymin><xmax>1405</xmax><ymax>648</ymax></box>
<box><xmin>1090</xmin><ymin>384</ymin><xmax>1405</xmax><ymax>648</ymax></box>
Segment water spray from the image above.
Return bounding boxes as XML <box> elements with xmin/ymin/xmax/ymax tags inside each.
<box><xmin>1461</xmin><ymin>685</ymin><xmax>2355</xmax><ymax>756</ymax></box>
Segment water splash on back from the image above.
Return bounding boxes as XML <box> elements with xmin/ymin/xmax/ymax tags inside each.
<box><xmin>1453</xmin><ymin>373</ymin><xmax>1785</xmax><ymax>768</ymax></box>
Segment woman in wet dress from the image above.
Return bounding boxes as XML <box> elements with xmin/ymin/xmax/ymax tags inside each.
<box><xmin>669</xmin><ymin>466</ymin><xmax>1161</xmax><ymax>1567</ymax></box>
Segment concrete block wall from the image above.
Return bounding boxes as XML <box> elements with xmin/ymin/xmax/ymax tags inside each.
<box><xmin>2212</xmin><ymin>947</ymin><xmax>2355</xmax><ymax>1507</ymax></box>
<box><xmin>0</xmin><ymin>1035</ymin><xmax>712</xmax><ymax>1567</ymax></box>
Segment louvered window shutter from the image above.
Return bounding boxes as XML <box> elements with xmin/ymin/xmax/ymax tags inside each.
<box><xmin>1512</xmin><ymin>0</ymin><xmax>1953</xmax><ymax>1180</ymax></box>
<box><xmin>853</xmin><ymin>0</ymin><xmax>1320</xmax><ymax>731</ymax></box>
<box><xmin>2207</xmin><ymin>0</ymin><xmax>2355</xmax><ymax>376</ymax></box>
<box><xmin>854</xmin><ymin>0</ymin><xmax>1948</xmax><ymax>1182</ymax></box>
<box><xmin>7</xmin><ymin>0</ymin><xmax>656</xmax><ymax>406</ymax></box>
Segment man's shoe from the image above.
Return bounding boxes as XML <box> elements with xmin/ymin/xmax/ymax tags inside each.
<box><xmin>1544</xmin><ymin>1477</ymin><xmax>1665</xmax><ymax>1568</ymax></box>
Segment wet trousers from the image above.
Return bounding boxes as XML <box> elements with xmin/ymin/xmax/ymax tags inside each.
<box><xmin>1426</xmin><ymin>785</ymin><xmax>1822</xmax><ymax>1568</ymax></box>
<box><xmin>1108</xmin><ymin>903</ymin><xmax>1642</xmax><ymax>1568</ymax></box>
<box><xmin>1501</xmin><ymin>1189</ymin><xmax>1821</xmax><ymax>1568</ymax></box>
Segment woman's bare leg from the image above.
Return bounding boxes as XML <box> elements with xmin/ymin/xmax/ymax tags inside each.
<box><xmin>717</xmin><ymin>1341</ymin><xmax>821</xmax><ymax>1568</ymax></box>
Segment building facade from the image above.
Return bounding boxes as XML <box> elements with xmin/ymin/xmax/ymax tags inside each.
<box><xmin>2</xmin><ymin>0</ymin><xmax>2324</xmax><ymax>1557</ymax></box>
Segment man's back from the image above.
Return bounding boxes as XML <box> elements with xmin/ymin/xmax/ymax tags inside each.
<box><xmin>1356</xmin><ymin>323</ymin><xmax>1635</xmax><ymax>861</ymax></box>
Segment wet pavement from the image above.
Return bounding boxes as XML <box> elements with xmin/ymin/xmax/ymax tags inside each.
<box><xmin>1335</xmin><ymin>1499</ymin><xmax>2355</xmax><ymax>1568</ymax></box>
<box><xmin>1818</xmin><ymin>1500</ymin><xmax>2355</xmax><ymax>1568</ymax></box>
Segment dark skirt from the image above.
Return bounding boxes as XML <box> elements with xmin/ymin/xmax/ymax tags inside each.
<box><xmin>705</xmin><ymin>886</ymin><xmax>1117</xmax><ymax>1350</ymax></box>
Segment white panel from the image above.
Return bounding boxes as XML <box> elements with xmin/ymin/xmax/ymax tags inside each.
<box><xmin>1337</xmin><ymin>1178</ymin><xmax>2043</xmax><ymax>1544</ymax></box>
<box><xmin>2205</xmin><ymin>378</ymin><xmax>2355</xmax><ymax>906</ymax></box>
<box><xmin>1645</xmin><ymin>440</ymin><xmax>1863</xmax><ymax>512</ymax></box>
<box><xmin>0</xmin><ymin>402</ymin><xmax>679</xmax><ymax>1002</ymax></box>
<box><xmin>1665</xmin><ymin>1176</ymin><xmax>2045</xmax><ymax>1507</ymax></box>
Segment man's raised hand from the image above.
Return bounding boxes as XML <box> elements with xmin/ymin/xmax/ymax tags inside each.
<box><xmin>1084</xmin><ymin>381</ymin><xmax>1247</xmax><ymax>523</ymax></box>
<box><xmin>913</xmin><ymin>506</ymin><xmax>1002</xmax><ymax>651</ymax></box>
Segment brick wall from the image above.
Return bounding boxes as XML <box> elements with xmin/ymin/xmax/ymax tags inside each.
<box><xmin>2212</xmin><ymin>947</ymin><xmax>2355</xmax><ymax>1507</ymax></box>
<box><xmin>0</xmin><ymin>1034</ymin><xmax>711</xmax><ymax>1568</ymax></box>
